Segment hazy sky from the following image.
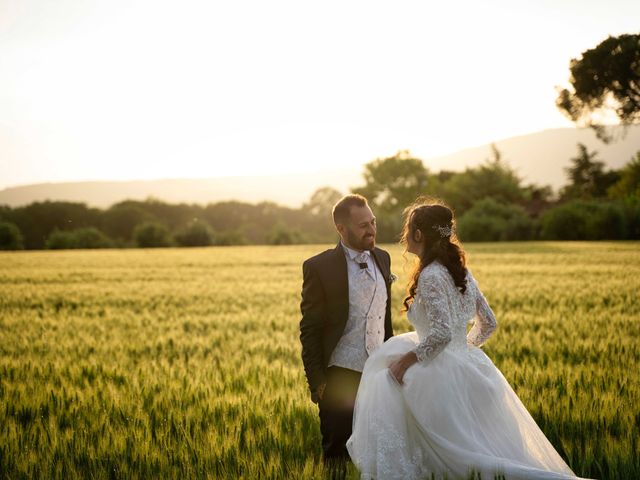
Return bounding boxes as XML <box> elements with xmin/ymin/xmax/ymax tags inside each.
<box><xmin>1</xmin><ymin>0</ymin><xmax>638</xmax><ymax>189</ymax></box>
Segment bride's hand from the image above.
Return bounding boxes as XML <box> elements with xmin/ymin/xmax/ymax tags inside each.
<box><xmin>388</xmin><ymin>352</ymin><xmax>419</xmax><ymax>385</ymax></box>
<box><xmin>388</xmin><ymin>359</ymin><xmax>407</xmax><ymax>385</ymax></box>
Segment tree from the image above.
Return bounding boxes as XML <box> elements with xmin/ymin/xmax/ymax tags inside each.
<box><xmin>302</xmin><ymin>187</ymin><xmax>342</xmax><ymax>241</ymax></box>
<box><xmin>0</xmin><ymin>221</ymin><xmax>24</xmax><ymax>250</ymax></box>
<box><xmin>174</xmin><ymin>221</ymin><xmax>214</xmax><ymax>247</ymax></box>
<box><xmin>607</xmin><ymin>152</ymin><xmax>640</xmax><ymax>239</ymax></box>
<box><xmin>267</xmin><ymin>222</ymin><xmax>305</xmax><ymax>245</ymax></box>
<box><xmin>102</xmin><ymin>201</ymin><xmax>157</xmax><ymax>244</ymax></box>
<box><xmin>71</xmin><ymin>228</ymin><xmax>112</xmax><ymax>248</ymax></box>
<box><xmin>556</xmin><ymin>33</ymin><xmax>640</xmax><ymax>142</ymax></box>
<box><xmin>352</xmin><ymin>151</ymin><xmax>431</xmax><ymax>242</ymax></box>
<box><xmin>45</xmin><ymin>229</ymin><xmax>76</xmax><ymax>249</ymax></box>
<box><xmin>439</xmin><ymin>145</ymin><xmax>527</xmax><ymax>215</ymax></box>
<box><xmin>133</xmin><ymin>222</ymin><xmax>171</xmax><ymax>248</ymax></box>
<box><xmin>2</xmin><ymin>201</ymin><xmax>103</xmax><ymax>249</ymax></box>
<box><xmin>540</xmin><ymin>200</ymin><xmax>627</xmax><ymax>240</ymax></box>
<box><xmin>202</xmin><ymin>201</ymin><xmax>297</xmax><ymax>244</ymax></box>
<box><xmin>560</xmin><ymin>143</ymin><xmax>620</xmax><ymax>200</ymax></box>
<box><xmin>132</xmin><ymin>197</ymin><xmax>200</xmax><ymax>231</ymax></box>
<box><xmin>521</xmin><ymin>184</ymin><xmax>554</xmax><ymax>218</ymax></box>
<box><xmin>303</xmin><ymin>187</ymin><xmax>343</xmax><ymax>217</ymax></box>
<box><xmin>214</xmin><ymin>230</ymin><xmax>248</xmax><ymax>246</ymax></box>
<box><xmin>45</xmin><ymin>227</ymin><xmax>112</xmax><ymax>249</ymax></box>
<box><xmin>456</xmin><ymin>198</ymin><xmax>534</xmax><ymax>242</ymax></box>
<box><xmin>609</xmin><ymin>151</ymin><xmax>640</xmax><ymax>199</ymax></box>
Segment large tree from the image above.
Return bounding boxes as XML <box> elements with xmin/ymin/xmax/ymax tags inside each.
<box><xmin>303</xmin><ymin>187</ymin><xmax>343</xmax><ymax>217</ymax></box>
<box><xmin>439</xmin><ymin>145</ymin><xmax>527</xmax><ymax>215</ymax></box>
<box><xmin>556</xmin><ymin>33</ymin><xmax>640</xmax><ymax>142</ymax></box>
<box><xmin>560</xmin><ymin>143</ymin><xmax>620</xmax><ymax>200</ymax></box>
<box><xmin>608</xmin><ymin>151</ymin><xmax>640</xmax><ymax>199</ymax></box>
<box><xmin>352</xmin><ymin>151</ymin><xmax>431</xmax><ymax>242</ymax></box>
<box><xmin>302</xmin><ymin>187</ymin><xmax>343</xmax><ymax>241</ymax></box>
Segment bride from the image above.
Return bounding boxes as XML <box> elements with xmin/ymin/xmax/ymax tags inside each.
<box><xmin>346</xmin><ymin>202</ymin><xmax>589</xmax><ymax>480</ymax></box>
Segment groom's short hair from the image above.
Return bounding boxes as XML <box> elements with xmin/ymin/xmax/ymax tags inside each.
<box><xmin>332</xmin><ymin>194</ymin><xmax>369</xmax><ymax>225</ymax></box>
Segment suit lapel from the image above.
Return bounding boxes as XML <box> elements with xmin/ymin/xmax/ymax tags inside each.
<box><xmin>371</xmin><ymin>248</ymin><xmax>390</xmax><ymax>284</ymax></box>
<box><xmin>331</xmin><ymin>242</ymin><xmax>349</xmax><ymax>319</ymax></box>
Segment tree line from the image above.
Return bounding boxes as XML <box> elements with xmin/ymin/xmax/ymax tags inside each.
<box><xmin>0</xmin><ymin>197</ymin><xmax>326</xmax><ymax>250</ymax></box>
<box><xmin>0</xmin><ymin>143</ymin><xmax>638</xmax><ymax>250</ymax></box>
<box><xmin>354</xmin><ymin>145</ymin><xmax>639</xmax><ymax>243</ymax></box>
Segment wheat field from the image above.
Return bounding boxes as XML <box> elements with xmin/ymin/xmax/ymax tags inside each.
<box><xmin>1</xmin><ymin>242</ymin><xmax>639</xmax><ymax>479</ymax></box>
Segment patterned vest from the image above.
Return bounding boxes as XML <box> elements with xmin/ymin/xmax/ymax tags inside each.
<box><xmin>328</xmin><ymin>247</ymin><xmax>388</xmax><ymax>372</ymax></box>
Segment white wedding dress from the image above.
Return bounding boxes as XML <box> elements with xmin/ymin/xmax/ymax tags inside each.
<box><xmin>347</xmin><ymin>261</ymin><xmax>588</xmax><ymax>480</ymax></box>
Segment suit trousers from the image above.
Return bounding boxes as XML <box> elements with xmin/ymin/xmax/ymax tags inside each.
<box><xmin>318</xmin><ymin>366</ymin><xmax>362</xmax><ymax>464</ymax></box>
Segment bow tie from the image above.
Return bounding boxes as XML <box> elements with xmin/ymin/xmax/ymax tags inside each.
<box><xmin>355</xmin><ymin>252</ymin><xmax>369</xmax><ymax>269</ymax></box>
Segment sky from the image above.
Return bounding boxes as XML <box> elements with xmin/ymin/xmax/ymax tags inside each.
<box><xmin>1</xmin><ymin>0</ymin><xmax>639</xmax><ymax>189</ymax></box>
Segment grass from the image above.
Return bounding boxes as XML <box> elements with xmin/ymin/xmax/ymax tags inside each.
<box><xmin>0</xmin><ymin>242</ymin><xmax>638</xmax><ymax>479</ymax></box>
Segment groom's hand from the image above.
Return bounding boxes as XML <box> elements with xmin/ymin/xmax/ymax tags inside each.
<box><xmin>311</xmin><ymin>383</ymin><xmax>326</xmax><ymax>404</ymax></box>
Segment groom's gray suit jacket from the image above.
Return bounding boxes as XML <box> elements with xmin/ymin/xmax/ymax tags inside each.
<box><xmin>299</xmin><ymin>242</ymin><xmax>394</xmax><ymax>397</ymax></box>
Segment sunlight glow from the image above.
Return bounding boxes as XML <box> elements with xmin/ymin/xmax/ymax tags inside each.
<box><xmin>1</xmin><ymin>0</ymin><xmax>638</xmax><ymax>188</ymax></box>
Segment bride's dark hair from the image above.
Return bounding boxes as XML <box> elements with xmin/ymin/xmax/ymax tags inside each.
<box><xmin>401</xmin><ymin>199</ymin><xmax>468</xmax><ymax>312</ymax></box>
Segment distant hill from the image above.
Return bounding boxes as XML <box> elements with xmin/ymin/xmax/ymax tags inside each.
<box><xmin>1</xmin><ymin>126</ymin><xmax>638</xmax><ymax>208</ymax></box>
<box><xmin>0</xmin><ymin>171</ymin><xmax>363</xmax><ymax>209</ymax></box>
<box><xmin>425</xmin><ymin>125</ymin><xmax>640</xmax><ymax>189</ymax></box>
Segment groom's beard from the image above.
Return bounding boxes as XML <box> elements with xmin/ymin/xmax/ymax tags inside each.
<box><xmin>346</xmin><ymin>228</ymin><xmax>376</xmax><ymax>251</ymax></box>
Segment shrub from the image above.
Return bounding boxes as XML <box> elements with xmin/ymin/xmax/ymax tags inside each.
<box><xmin>0</xmin><ymin>221</ymin><xmax>24</xmax><ymax>250</ymax></box>
<box><xmin>214</xmin><ymin>231</ymin><xmax>248</xmax><ymax>246</ymax></box>
<box><xmin>456</xmin><ymin>198</ymin><xmax>534</xmax><ymax>242</ymax></box>
<box><xmin>586</xmin><ymin>203</ymin><xmax>627</xmax><ymax>240</ymax></box>
<box><xmin>267</xmin><ymin>223</ymin><xmax>306</xmax><ymax>245</ymax></box>
<box><xmin>102</xmin><ymin>203</ymin><xmax>153</xmax><ymax>242</ymax></box>
<box><xmin>133</xmin><ymin>222</ymin><xmax>171</xmax><ymax>248</ymax></box>
<box><xmin>45</xmin><ymin>229</ymin><xmax>77</xmax><ymax>249</ymax></box>
<box><xmin>539</xmin><ymin>204</ymin><xmax>587</xmax><ymax>240</ymax></box>
<box><xmin>45</xmin><ymin>227</ymin><xmax>112</xmax><ymax>249</ymax></box>
<box><xmin>619</xmin><ymin>197</ymin><xmax>640</xmax><ymax>239</ymax></box>
<box><xmin>540</xmin><ymin>200</ymin><xmax>627</xmax><ymax>240</ymax></box>
<box><xmin>73</xmin><ymin>228</ymin><xmax>112</xmax><ymax>248</ymax></box>
<box><xmin>174</xmin><ymin>221</ymin><xmax>214</xmax><ymax>247</ymax></box>
<box><xmin>0</xmin><ymin>222</ymin><xmax>24</xmax><ymax>250</ymax></box>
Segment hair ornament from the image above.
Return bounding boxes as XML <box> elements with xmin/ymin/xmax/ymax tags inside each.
<box><xmin>432</xmin><ymin>223</ymin><xmax>453</xmax><ymax>238</ymax></box>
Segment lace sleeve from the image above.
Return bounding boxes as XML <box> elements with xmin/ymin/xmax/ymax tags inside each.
<box><xmin>466</xmin><ymin>272</ymin><xmax>497</xmax><ymax>347</ymax></box>
<box><xmin>412</xmin><ymin>271</ymin><xmax>452</xmax><ymax>363</ymax></box>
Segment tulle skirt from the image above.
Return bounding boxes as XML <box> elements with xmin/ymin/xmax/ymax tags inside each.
<box><xmin>346</xmin><ymin>332</ymin><xmax>589</xmax><ymax>480</ymax></box>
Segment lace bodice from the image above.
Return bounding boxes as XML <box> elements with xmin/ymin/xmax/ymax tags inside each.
<box><xmin>407</xmin><ymin>262</ymin><xmax>497</xmax><ymax>362</ymax></box>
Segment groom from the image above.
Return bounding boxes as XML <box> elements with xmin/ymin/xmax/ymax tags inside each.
<box><xmin>299</xmin><ymin>194</ymin><xmax>394</xmax><ymax>467</ymax></box>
